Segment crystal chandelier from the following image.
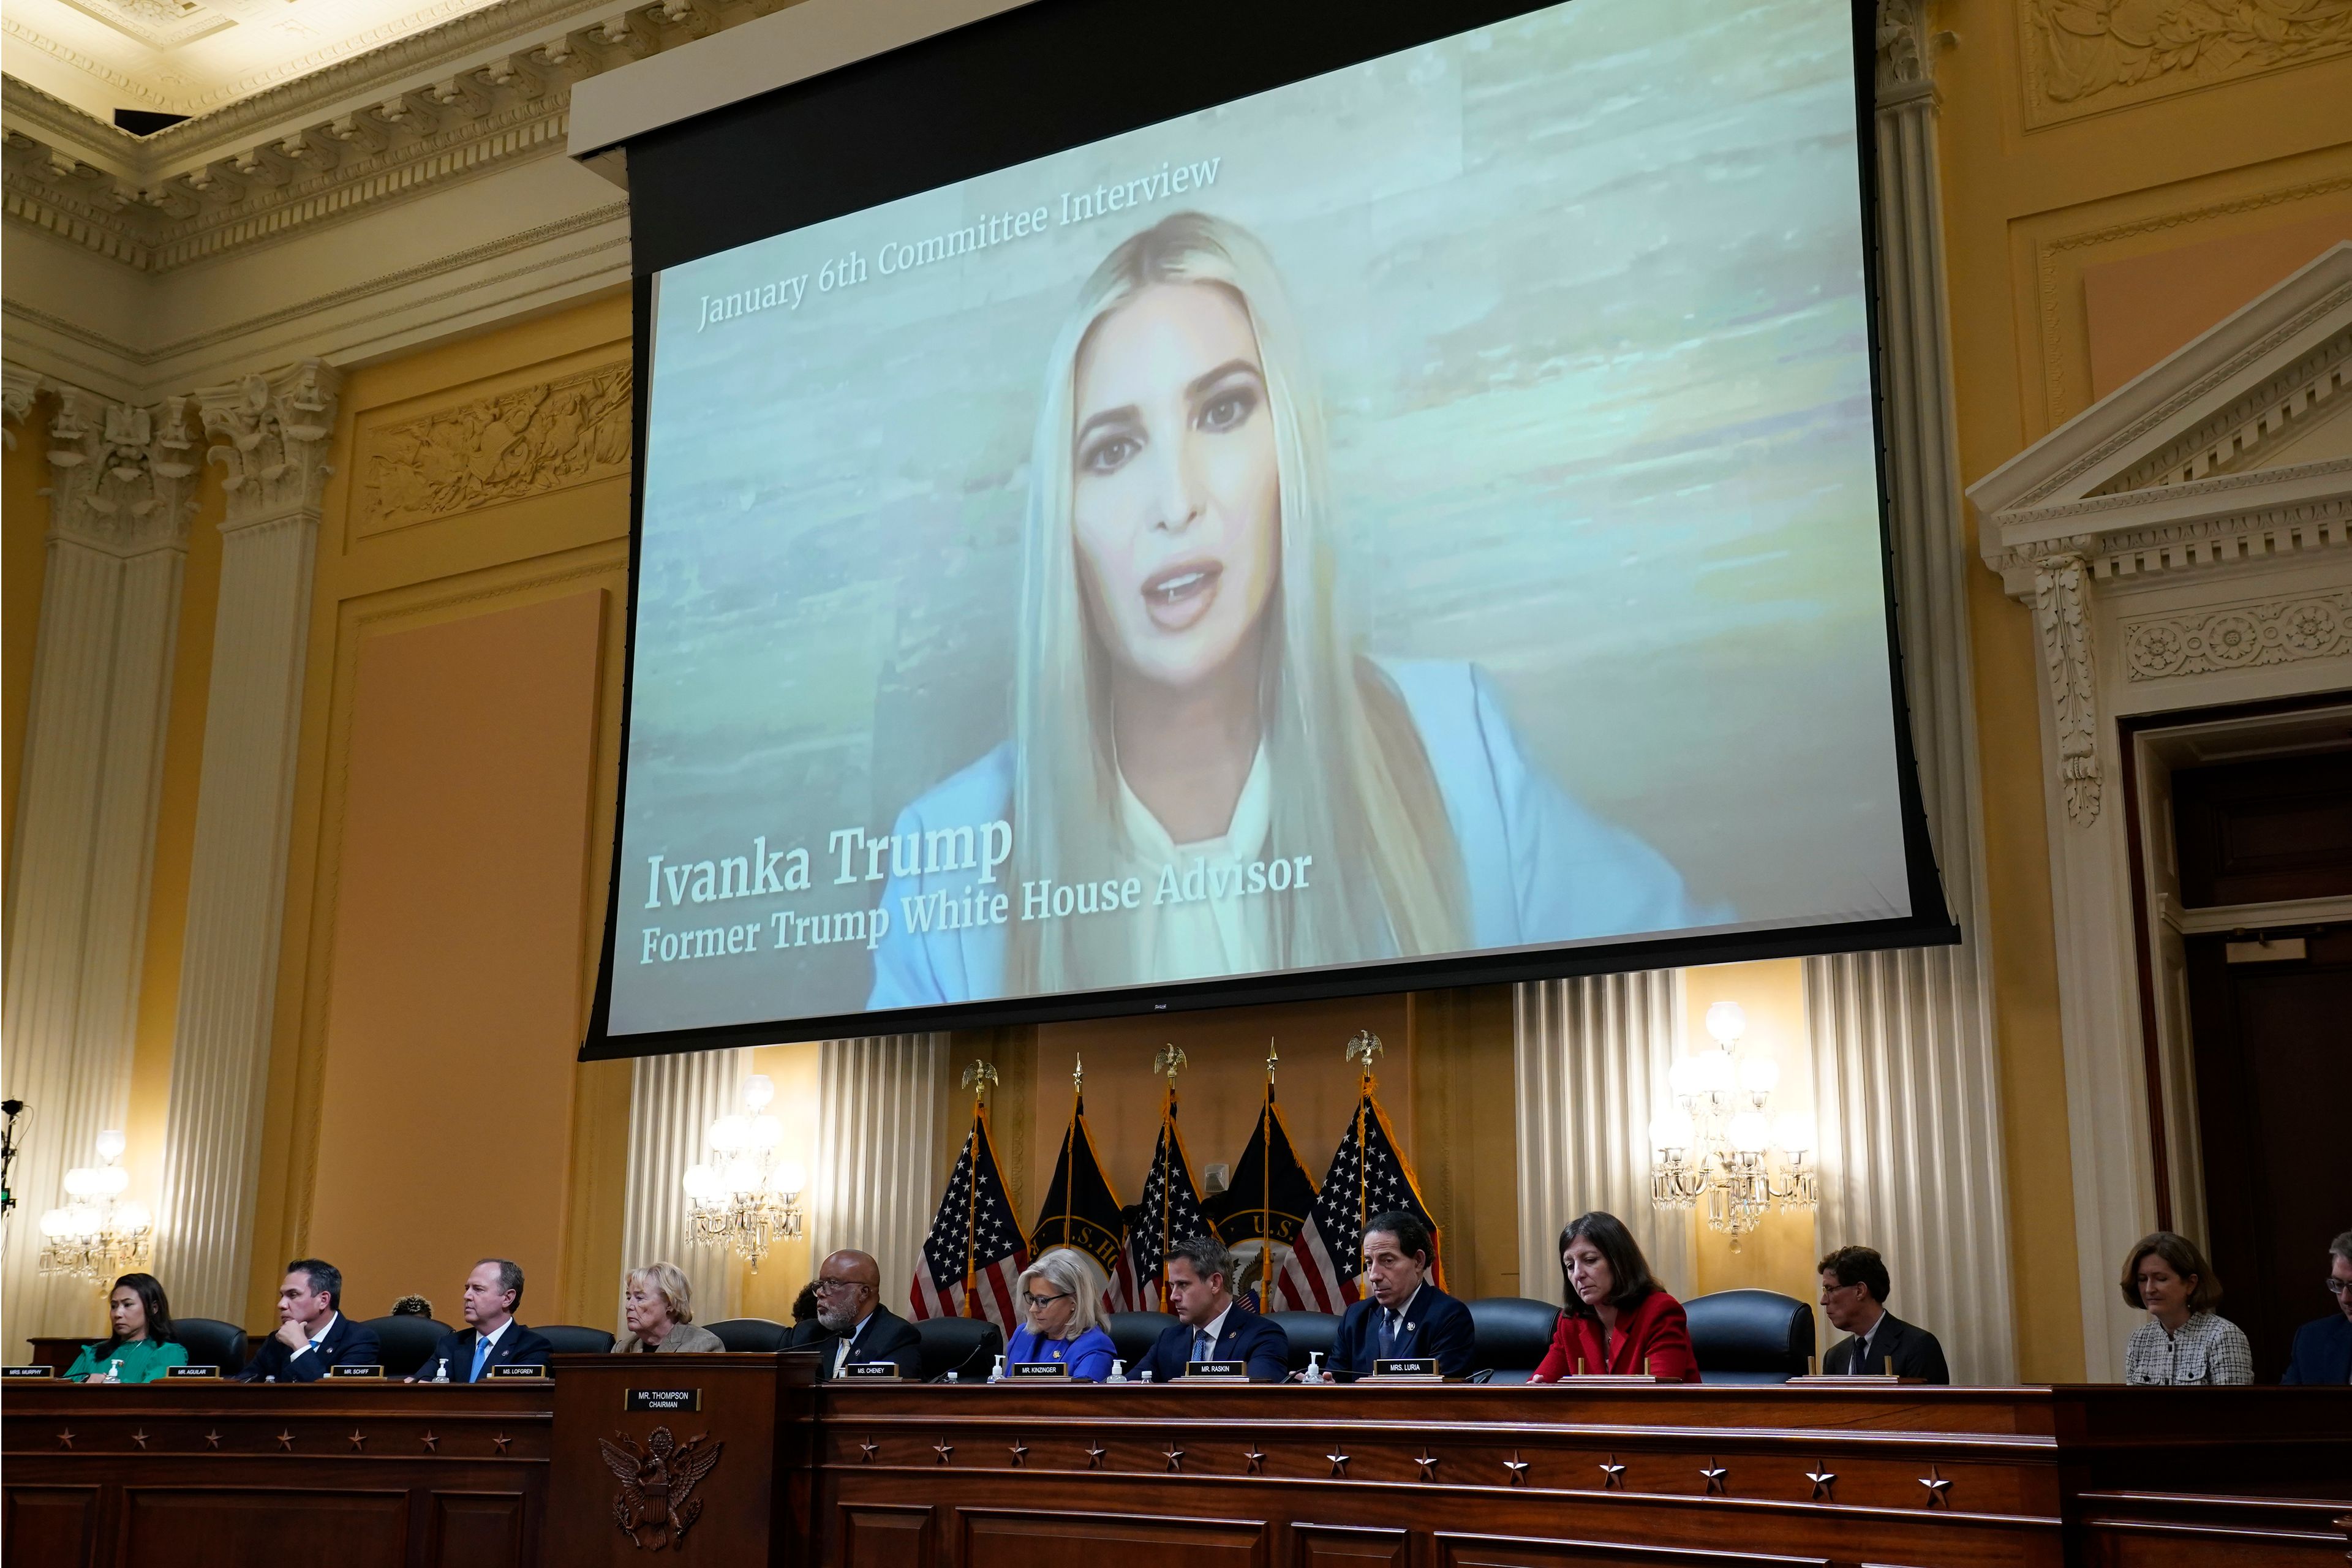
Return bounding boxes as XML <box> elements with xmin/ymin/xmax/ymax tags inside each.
<box><xmin>38</xmin><ymin>1131</ymin><xmax>154</xmax><ymax>1280</ymax></box>
<box><xmin>682</xmin><ymin>1076</ymin><xmax>805</xmax><ymax>1273</ymax></box>
<box><xmin>1649</xmin><ymin>1003</ymin><xmax>1816</xmax><ymax>1249</ymax></box>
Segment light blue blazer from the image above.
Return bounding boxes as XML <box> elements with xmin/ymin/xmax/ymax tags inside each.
<box><xmin>867</xmin><ymin>660</ymin><xmax>1714</xmax><ymax>1009</ymax></box>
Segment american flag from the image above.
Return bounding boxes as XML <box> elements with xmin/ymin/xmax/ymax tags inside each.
<box><xmin>910</xmin><ymin>1107</ymin><xmax>1028</xmax><ymax>1332</ymax></box>
<box><xmin>1106</xmin><ymin>1093</ymin><xmax>1215</xmax><ymax>1313</ymax></box>
<box><xmin>1272</xmin><ymin>1090</ymin><xmax>1442</xmax><ymax>1313</ymax></box>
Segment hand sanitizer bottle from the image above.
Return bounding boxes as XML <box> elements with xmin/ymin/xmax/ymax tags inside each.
<box><xmin>988</xmin><ymin>1354</ymin><xmax>1006</xmax><ymax>1383</ymax></box>
<box><xmin>1107</xmin><ymin>1359</ymin><xmax>1127</xmax><ymax>1384</ymax></box>
<box><xmin>104</xmin><ymin>1359</ymin><xmax>124</xmax><ymax>1384</ymax></box>
<box><xmin>1304</xmin><ymin>1351</ymin><xmax>1327</xmax><ymax>1384</ymax></box>
<box><xmin>431</xmin><ymin>1358</ymin><xmax>450</xmax><ymax>1384</ymax></box>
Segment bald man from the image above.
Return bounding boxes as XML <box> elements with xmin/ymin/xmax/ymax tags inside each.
<box><xmin>785</xmin><ymin>1250</ymin><xmax>924</xmax><ymax>1380</ymax></box>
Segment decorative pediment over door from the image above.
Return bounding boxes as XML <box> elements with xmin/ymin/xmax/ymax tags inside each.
<box><xmin>1973</xmin><ymin>241</ymin><xmax>2352</xmax><ymax>826</ymax></box>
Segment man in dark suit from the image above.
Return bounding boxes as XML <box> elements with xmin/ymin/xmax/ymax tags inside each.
<box><xmin>1133</xmin><ymin>1235</ymin><xmax>1290</xmax><ymax>1383</ymax></box>
<box><xmin>233</xmin><ymin>1259</ymin><xmax>382</xmax><ymax>1382</ymax></box>
<box><xmin>1818</xmin><ymin>1245</ymin><xmax>1950</xmax><ymax>1382</ymax></box>
<box><xmin>1330</xmin><ymin>1210</ymin><xmax>1475</xmax><ymax>1379</ymax></box>
<box><xmin>786</xmin><ymin>1249</ymin><xmax>923</xmax><ymax>1379</ymax></box>
<box><xmin>2282</xmin><ymin>1229</ymin><xmax>2352</xmax><ymax>1385</ymax></box>
<box><xmin>409</xmin><ymin>1259</ymin><xmax>553</xmax><ymax>1383</ymax></box>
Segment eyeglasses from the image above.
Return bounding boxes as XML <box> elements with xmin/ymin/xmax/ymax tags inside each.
<box><xmin>812</xmin><ymin>1278</ymin><xmax>867</xmax><ymax>1296</ymax></box>
<box><xmin>2325</xmin><ymin>1278</ymin><xmax>2351</xmax><ymax>1297</ymax></box>
<box><xmin>1022</xmin><ymin>1292</ymin><xmax>1071</xmax><ymax>1309</ymax></box>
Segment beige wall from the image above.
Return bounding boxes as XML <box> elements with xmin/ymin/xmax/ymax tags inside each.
<box><xmin>2</xmin><ymin>418</ymin><xmax>48</xmax><ymax>889</ymax></box>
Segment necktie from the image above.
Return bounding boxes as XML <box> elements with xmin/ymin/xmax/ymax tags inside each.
<box><xmin>470</xmin><ymin>1335</ymin><xmax>493</xmax><ymax>1382</ymax></box>
<box><xmin>1193</xmin><ymin>1330</ymin><xmax>1210</xmax><ymax>1363</ymax></box>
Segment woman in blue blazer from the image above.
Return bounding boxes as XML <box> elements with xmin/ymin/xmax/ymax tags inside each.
<box><xmin>870</xmin><ymin>212</ymin><xmax>1713</xmax><ymax>1011</ymax></box>
<box><xmin>1001</xmin><ymin>1249</ymin><xmax>1116</xmax><ymax>1382</ymax></box>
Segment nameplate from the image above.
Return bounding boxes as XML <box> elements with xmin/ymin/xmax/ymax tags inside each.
<box><xmin>840</xmin><ymin>1362</ymin><xmax>901</xmax><ymax>1381</ymax></box>
<box><xmin>166</xmin><ymin>1365</ymin><xmax>223</xmax><ymax>1380</ymax></box>
<box><xmin>1009</xmin><ymin>1360</ymin><xmax>1069</xmax><ymax>1379</ymax></box>
<box><xmin>325</xmin><ymin>1363</ymin><xmax>385</xmax><ymax>1379</ymax></box>
<box><xmin>1371</xmin><ymin>1357</ymin><xmax>1439</xmax><ymax>1380</ymax></box>
<box><xmin>2</xmin><ymin>1365</ymin><xmax>56</xmax><ymax>1379</ymax></box>
<box><xmin>1787</xmin><ymin>1373</ymin><xmax>1913</xmax><ymax>1384</ymax></box>
<box><xmin>486</xmin><ymin>1363</ymin><xmax>546</xmax><ymax>1380</ymax></box>
<box><xmin>1564</xmin><ymin>1373</ymin><xmax>1676</xmax><ymax>1385</ymax></box>
<box><xmin>1185</xmin><ymin>1360</ymin><xmax>1245</xmax><ymax>1381</ymax></box>
<box><xmin>627</xmin><ymin>1388</ymin><xmax>701</xmax><ymax>1411</ymax></box>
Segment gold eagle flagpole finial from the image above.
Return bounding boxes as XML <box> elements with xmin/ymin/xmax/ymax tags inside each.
<box><xmin>962</xmin><ymin>1059</ymin><xmax>1000</xmax><ymax>1110</ymax></box>
<box><xmin>1154</xmin><ymin>1043</ymin><xmax>1188</xmax><ymax>1083</ymax></box>
<box><xmin>1344</xmin><ymin>1029</ymin><xmax>1383</xmax><ymax>1089</ymax></box>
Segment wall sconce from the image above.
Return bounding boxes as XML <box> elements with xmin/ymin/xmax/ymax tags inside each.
<box><xmin>682</xmin><ymin>1076</ymin><xmax>805</xmax><ymax>1273</ymax></box>
<box><xmin>1649</xmin><ymin>1003</ymin><xmax>1817</xmax><ymax>1250</ymax></box>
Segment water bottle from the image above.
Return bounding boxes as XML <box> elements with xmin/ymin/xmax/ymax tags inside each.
<box><xmin>1107</xmin><ymin>1359</ymin><xmax>1127</xmax><ymax>1384</ymax></box>
<box><xmin>431</xmin><ymin>1359</ymin><xmax>450</xmax><ymax>1384</ymax></box>
<box><xmin>987</xmin><ymin>1354</ymin><xmax>1006</xmax><ymax>1384</ymax></box>
<box><xmin>1139</xmin><ymin>1370</ymin><xmax>1153</xmax><ymax>1383</ymax></box>
<box><xmin>945</xmin><ymin>1370</ymin><xmax>959</xmax><ymax>1382</ymax></box>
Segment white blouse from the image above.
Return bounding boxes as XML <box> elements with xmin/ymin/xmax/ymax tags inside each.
<box><xmin>1115</xmin><ymin>745</ymin><xmax>1275</xmax><ymax>982</ymax></box>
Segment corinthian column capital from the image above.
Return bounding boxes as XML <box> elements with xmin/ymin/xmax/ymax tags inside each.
<box><xmin>1875</xmin><ymin>0</ymin><xmax>1949</xmax><ymax>108</ymax></box>
<box><xmin>43</xmin><ymin>387</ymin><xmax>203</xmax><ymax>557</ymax></box>
<box><xmin>196</xmin><ymin>358</ymin><xmax>342</xmax><ymax>530</ymax></box>
<box><xmin>2</xmin><ymin>363</ymin><xmax>42</xmax><ymax>448</ymax></box>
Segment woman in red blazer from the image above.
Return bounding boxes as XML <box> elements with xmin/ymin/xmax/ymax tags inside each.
<box><xmin>1530</xmin><ymin>1211</ymin><xmax>1702</xmax><ymax>1382</ymax></box>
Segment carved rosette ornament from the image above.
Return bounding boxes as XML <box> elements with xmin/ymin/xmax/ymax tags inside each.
<box><xmin>42</xmin><ymin>388</ymin><xmax>202</xmax><ymax>555</ymax></box>
<box><xmin>2029</xmin><ymin>548</ymin><xmax>2100</xmax><ymax>826</ymax></box>
<box><xmin>196</xmin><ymin>358</ymin><xmax>341</xmax><ymax>529</ymax></box>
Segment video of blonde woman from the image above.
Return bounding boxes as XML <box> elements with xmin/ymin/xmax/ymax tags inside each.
<box><xmin>613</xmin><ymin>0</ymin><xmax>1916</xmax><ymax>1038</ymax></box>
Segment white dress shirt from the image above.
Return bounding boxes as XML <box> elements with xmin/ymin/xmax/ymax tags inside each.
<box><xmin>1189</xmin><ymin>1303</ymin><xmax>1234</xmax><ymax>1362</ymax></box>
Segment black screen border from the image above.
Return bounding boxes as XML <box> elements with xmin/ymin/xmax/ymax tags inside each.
<box><xmin>582</xmin><ymin>0</ymin><xmax>1957</xmax><ymax>1060</ymax></box>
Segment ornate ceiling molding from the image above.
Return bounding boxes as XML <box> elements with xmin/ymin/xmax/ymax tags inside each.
<box><xmin>2</xmin><ymin>0</ymin><xmax>779</xmax><ymax>273</ymax></box>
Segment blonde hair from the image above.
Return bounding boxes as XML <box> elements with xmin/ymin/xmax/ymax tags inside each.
<box><xmin>625</xmin><ymin>1262</ymin><xmax>697</xmax><ymax>1324</ymax></box>
<box><xmin>1017</xmin><ymin>1248</ymin><xmax>1104</xmax><ymax>1336</ymax></box>
<box><xmin>1009</xmin><ymin>211</ymin><xmax>1465</xmax><ymax>993</ymax></box>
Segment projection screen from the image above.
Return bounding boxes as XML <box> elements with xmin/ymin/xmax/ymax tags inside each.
<box><xmin>582</xmin><ymin>0</ymin><xmax>1955</xmax><ymax>1056</ymax></box>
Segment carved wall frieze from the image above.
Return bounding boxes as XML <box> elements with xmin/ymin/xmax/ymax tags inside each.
<box><xmin>1988</xmin><ymin>492</ymin><xmax>2351</xmax><ymax>594</ymax></box>
<box><xmin>2020</xmin><ymin>0</ymin><xmax>2352</xmax><ymax>127</ymax></box>
<box><xmin>2030</xmin><ymin>548</ymin><xmax>2102</xmax><ymax>826</ymax></box>
<box><xmin>197</xmin><ymin>359</ymin><xmax>341</xmax><ymax>526</ymax></box>
<box><xmin>0</xmin><ymin>0</ymin><xmax>788</xmax><ymax>277</ymax></box>
<box><xmin>2122</xmin><ymin>589</ymin><xmax>2352</xmax><ymax>679</ymax></box>
<box><xmin>42</xmin><ymin>385</ymin><xmax>202</xmax><ymax>554</ymax></box>
<box><xmin>353</xmin><ymin>359</ymin><xmax>630</xmax><ymax>534</ymax></box>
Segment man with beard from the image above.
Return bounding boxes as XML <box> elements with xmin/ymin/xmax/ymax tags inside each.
<box><xmin>786</xmin><ymin>1248</ymin><xmax>924</xmax><ymax>1379</ymax></box>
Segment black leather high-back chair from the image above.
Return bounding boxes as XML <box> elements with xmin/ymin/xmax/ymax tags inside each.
<box><xmin>536</xmin><ymin>1324</ymin><xmax>616</xmax><ymax>1355</ymax></box>
<box><xmin>706</xmin><ymin>1317</ymin><xmax>789</xmax><ymax>1353</ymax></box>
<box><xmin>1467</xmin><ymin>1297</ymin><xmax>1561</xmax><ymax>1384</ymax></box>
<box><xmin>1684</xmin><ymin>1289</ymin><xmax>1813</xmax><ymax>1383</ymax></box>
<box><xmin>360</xmin><ymin>1315</ymin><xmax>449</xmax><ymax>1379</ymax></box>
<box><xmin>914</xmin><ymin>1317</ymin><xmax>1001</xmax><ymax>1382</ymax></box>
<box><xmin>1105</xmin><ymin>1311</ymin><xmax>1174</xmax><ymax>1370</ymax></box>
<box><xmin>173</xmin><ymin>1316</ymin><xmax>251</xmax><ymax>1376</ymax></box>
<box><xmin>1264</xmin><ymin>1311</ymin><xmax>1337</xmax><ymax>1375</ymax></box>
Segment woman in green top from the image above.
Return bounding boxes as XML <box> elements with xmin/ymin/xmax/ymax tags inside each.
<box><xmin>63</xmin><ymin>1273</ymin><xmax>188</xmax><ymax>1383</ymax></box>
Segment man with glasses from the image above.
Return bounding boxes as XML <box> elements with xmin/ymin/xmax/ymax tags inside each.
<box><xmin>1329</xmin><ymin>1211</ymin><xmax>1475</xmax><ymax>1379</ymax></box>
<box><xmin>2282</xmin><ymin>1229</ymin><xmax>2352</xmax><ymax>1384</ymax></box>
<box><xmin>786</xmin><ymin>1249</ymin><xmax>923</xmax><ymax>1379</ymax></box>
<box><xmin>1818</xmin><ymin>1245</ymin><xmax>1950</xmax><ymax>1382</ymax></box>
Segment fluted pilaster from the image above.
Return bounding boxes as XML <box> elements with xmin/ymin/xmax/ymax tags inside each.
<box><xmin>150</xmin><ymin>361</ymin><xmax>340</xmax><ymax>1320</ymax></box>
<box><xmin>1795</xmin><ymin>1</ymin><xmax>2016</xmax><ymax>1384</ymax></box>
<box><xmin>812</xmin><ymin>1035</ymin><xmax>944</xmax><ymax>1310</ymax></box>
<box><xmin>1</xmin><ymin>382</ymin><xmax>197</xmax><ymax>1342</ymax></box>
<box><xmin>620</xmin><ymin>1048</ymin><xmax>750</xmax><ymax>1331</ymax></box>
<box><xmin>1513</xmin><ymin>973</ymin><xmax>1692</xmax><ymax>1302</ymax></box>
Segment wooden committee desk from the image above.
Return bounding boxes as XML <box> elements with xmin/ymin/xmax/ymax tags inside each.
<box><xmin>6</xmin><ymin>1353</ymin><xmax>2347</xmax><ymax>1568</ymax></box>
